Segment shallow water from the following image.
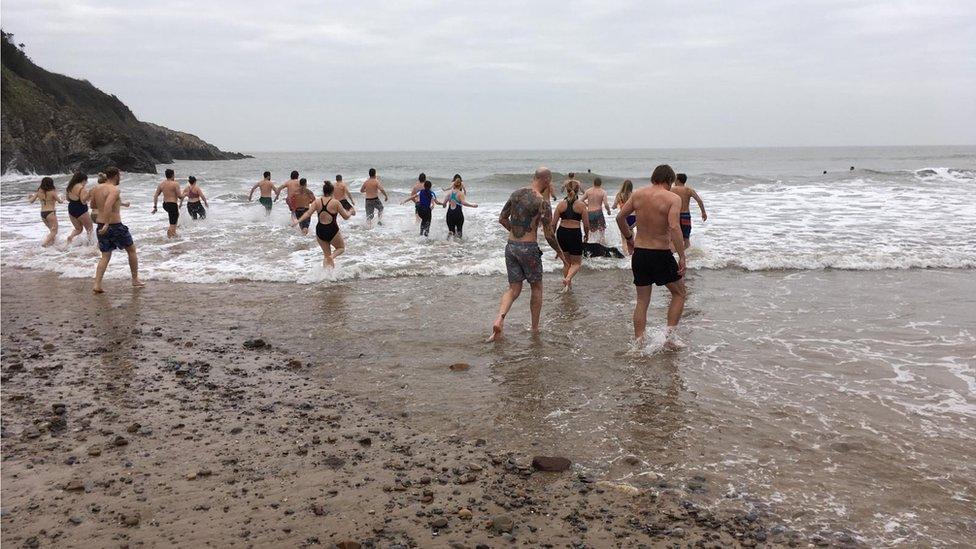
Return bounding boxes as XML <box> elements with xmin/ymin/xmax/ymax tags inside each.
<box><xmin>260</xmin><ymin>268</ymin><xmax>975</xmax><ymax>546</ymax></box>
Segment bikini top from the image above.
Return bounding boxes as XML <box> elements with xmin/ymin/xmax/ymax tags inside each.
<box><xmin>560</xmin><ymin>197</ymin><xmax>582</xmax><ymax>221</ymax></box>
<box><xmin>187</xmin><ymin>187</ymin><xmax>200</xmax><ymax>199</ymax></box>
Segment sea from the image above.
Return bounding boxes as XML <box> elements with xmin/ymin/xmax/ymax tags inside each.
<box><xmin>2</xmin><ymin>146</ymin><xmax>975</xmax><ymax>545</ymax></box>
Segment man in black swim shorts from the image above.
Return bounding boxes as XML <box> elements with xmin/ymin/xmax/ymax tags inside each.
<box><xmin>152</xmin><ymin>168</ymin><xmax>182</xmax><ymax>238</ymax></box>
<box><xmin>615</xmin><ymin>164</ymin><xmax>688</xmax><ymax>348</ymax></box>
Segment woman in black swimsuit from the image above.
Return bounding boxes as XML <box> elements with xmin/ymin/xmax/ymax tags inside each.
<box><xmin>28</xmin><ymin>177</ymin><xmax>62</xmax><ymax>247</ymax></box>
<box><xmin>293</xmin><ymin>180</ymin><xmax>352</xmax><ymax>268</ymax></box>
<box><xmin>65</xmin><ymin>172</ymin><xmax>95</xmax><ymax>245</ymax></box>
<box><xmin>551</xmin><ymin>179</ymin><xmax>590</xmax><ymax>292</ymax></box>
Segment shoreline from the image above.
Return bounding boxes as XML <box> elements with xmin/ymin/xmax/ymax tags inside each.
<box><xmin>1</xmin><ymin>267</ymin><xmax>835</xmax><ymax>548</ymax></box>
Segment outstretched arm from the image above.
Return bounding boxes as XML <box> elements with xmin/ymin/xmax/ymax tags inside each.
<box><xmin>692</xmin><ymin>189</ymin><xmax>707</xmax><ymax>221</ymax></box>
<box><xmin>615</xmin><ymin>198</ymin><xmax>636</xmax><ymax>254</ymax></box>
<box><xmin>401</xmin><ymin>191</ymin><xmax>420</xmax><ymax>205</ymax></box>
<box><xmin>292</xmin><ymin>202</ymin><xmax>316</xmax><ymax>226</ymax></box>
<box><xmin>459</xmin><ymin>192</ymin><xmax>477</xmax><ymax>208</ymax></box>
<box><xmin>248</xmin><ymin>183</ymin><xmax>259</xmax><ymax>201</ymax></box>
<box><xmin>27</xmin><ymin>192</ymin><xmax>38</xmax><ymax>203</ymax></box>
<box><xmin>379</xmin><ymin>183</ymin><xmax>389</xmax><ymax>201</ymax></box>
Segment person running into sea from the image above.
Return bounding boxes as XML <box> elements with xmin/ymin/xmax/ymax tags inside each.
<box><xmin>28</xmin><ymin>177</ymin><xmax>62</xmax><ymax>247</ymax></box>
<box><xmin>487</xmin><ymin>167</ymin><xmax>563</xmax><ymax>342</ymax></box>
<box><xmin>91</xmin><ymin>167</ymin><xmax>144</xmax><ymax>293</ymax></box>
<box><xmin>275</xmin><ymin>171</ymin><xmax>302</xmax><ymax>218</ymax></box>
<box><xmin>615</xmin><ymin>164</ymin><xmax>687</xmax><ymax>349</ymax></box>
<box><xmin>292</xmin><ymin>178</ymin><xmax>316</xmax><ymax>236</ymax></box>
<box><xmin>65</xmin><ymin>172</ymin><xmax>95</xmax><ymax>245</ymax></box>
<box><xmin>409</xmin><ymin>173</ymin><xmax>428</xmax><ymax>224</ymax></box>
<box><xmin>360</xmin><ymin>168</ymin><xmax>388</xmax><ymax>228</ymax></box>
<box><xmin>443</xmin><ymin>176</ymin><xmax>478</xmax><ymax>239</ymax></box>
<box><xmin>249</xmin><ymin>171</ymin><xmax>276</xmax><ymax>215</ymax></box>
<box><xmin>183</xmin><ymin>176</ymin><xmax>209</xmax><ymax>220</ymax></box>
<box><xmin>582</xmin><ymin>177</ymin><xmax>613</xmax><ymax>245</ymax></box>
<box><xmin>441</xmin><ymin>173</ymin><xmax>467</xmax><ymax>194</ymax></box>
<box><xmin>552</xmin><ymin>179</ymin><xmax>589</xmax><ymax>292</ymax></box>
<box><xmin>669</xmin><ymin>173</ymin><xmax>707</xmax><ymax>250</ymax></box>
<box><xmin>152</xmin><ymin>169</ymin><xmax>182</xmax><ymax>238</ymax></box>
<box><xmin>612</xmin><ymin>179</ymin><xmax>636</xmax><ymax>238</ymax></box>
<box><xmin>293</xmin><ymin>180</ymin><xmax>352</xmax><ymax>268</ymax></box>
<box><xmin>402</xmin><ymin>179</ymin><xmax>441</xmax><ymax>237</ymax></box>
<box><xmin>333</xmin><ymin>174</ymin><xmax>356</xmax><ymax>216</ymax></box>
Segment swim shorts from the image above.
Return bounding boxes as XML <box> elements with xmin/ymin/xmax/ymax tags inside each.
<box><xmin>295</xmin><ymin>208</ymin><xmax>310</xmax><ymax>229</ymax></box>
<box><xmin>162</xmin><ymin>201</ymin><xmax>179</xmax><ymax>225</ymax></box>
<box><xmin>632</xmin><ymin>248</ymin><xmax>681</xmax><ymax>287</ymax></box>
<box><xmin>680</xmin><ymin>212</ymin><xmax>692</xmax><ymax>239</ymax></box>
<box><xmin>96</xmin><ymin>223</ymin><xmax>134</xmax><ymax>253</ymax></box>
<box><xmin>365</xmin><ymin>197</ymin><xmax>384</xmax><ymax>220</ymax></box>
<box><xmin>259</xmin><ymin>197</ymin><xmax>273</xmax><ymax>211</ymax></box>
<box><xmin>505</xmin><ymin>240</ymin><xmax>544</xmax><ymax>284</ymax></box>
<box><xmin>556</xmin><ymin>226</ymin><xmax>583</xmax><ymax>256</ymax></box>
<box><xmin>588</xmin><ymin>210</ymin><xmax>606</xmax><ymax>231</ymax></box>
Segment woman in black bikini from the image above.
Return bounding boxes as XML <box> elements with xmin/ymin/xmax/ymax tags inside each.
<box><xmin>65</xmin><ymin>172</ymin><xmax>95</xmax><ymax>245</ymax></box>
<box><xmin>28</xmin><ymin>177</ymin><xmax>62</xmax><ymax>247</ymax></box>
<box><xmin>183</xmin><ymin>176</ymin><xmax>209</xmax><ymax>220</ymax></box>
<box><xmin>551</xmin><ymin>179</ymin><xmax>590</xmax><ymax>292</ymax></box>
<box><xmin>293</xmin><ymin>180</ymin><xmax>352</xmax><ymax>268</ymax></box>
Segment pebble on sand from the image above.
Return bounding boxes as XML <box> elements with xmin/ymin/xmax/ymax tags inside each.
<box><xmin>531</xmin><ymin>456</ymin><xmax>572</xmax><ymax>472</ymax></box>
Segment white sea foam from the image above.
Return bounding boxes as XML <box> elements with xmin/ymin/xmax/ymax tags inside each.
<box><xmin>2</xmin><ymin>155</ymin><xmax>974</xmax><ymax>283</ymax></box>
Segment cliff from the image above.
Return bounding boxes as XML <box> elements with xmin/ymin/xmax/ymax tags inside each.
<box><xmin>0</xmin><ymin>31</ymin><xmax>249</xmax><ymax>175</ymax></box>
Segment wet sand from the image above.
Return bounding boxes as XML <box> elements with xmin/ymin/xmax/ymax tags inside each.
<box><xmin>2</xmin><ymin>266</ymin><xmax>974</xmax><ymax>547</ymax></box>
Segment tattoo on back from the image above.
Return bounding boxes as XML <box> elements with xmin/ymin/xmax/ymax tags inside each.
<box><xmin>506</xmin><ymin>188</ymin><xmax>546</xmax><ymax>238</ymax></box>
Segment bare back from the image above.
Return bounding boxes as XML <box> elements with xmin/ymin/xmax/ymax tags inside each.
<box><xmin>333</xmin><ymin>182</ymin><xmax>352</xmax><ymax>201</ymax></box>
<box><xmin>361</xmin><ymin>178</ymin><xmax>381</xmax><ymax>199</ymax></box>
<box><xmin>280</xmin><ymin>179</ymin><xmax>300</xmax><ymax>198</ymax></box>
<box><xmin>583</xmin><ymin>187</ymin><xmax>607</xmax><ymax>212</ymax></box>
<box><xmin>501</xmin><ymin>188</ymin><xmax>551</xmax><ymax>243</ymax></box>
<box><xmin>90</xmin><ymin>184</ymin><xmax>122</xmax><ymax>224</ymax></box>
<box><xmin>257</xmin><ymin>180</ymin><xmax>276</xmax><ymax>197</ymax></box>
<box><xmin>158</xmin><ymin>180</ymin><xmax>181</xmax><ymax>202</ymax></box>
<box><xmin>670</xmin><ymin>185</ymin><xmax>694</xmax><ymax>212</ymax></box>
<box><xmin>630</xmin><ymin>186</ymin><xmax>681</xmax><ymax>250</ymax></box>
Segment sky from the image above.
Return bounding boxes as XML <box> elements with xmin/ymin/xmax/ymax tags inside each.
<box><xmin>2</xmin><ymin>0</ymin><xmax>975</xmax><ymax>152</ymax></box>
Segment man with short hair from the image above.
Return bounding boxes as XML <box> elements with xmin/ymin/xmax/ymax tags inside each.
<box><xmin>360</xmin><ymin>168</ymin><xmax>388</xmax><ymax>228</ymax></box>
<box><xmin>275</xmin><ymin>171</ymin><xmax>302</xmax><ymax>218</ymax></box>
<box><xmin>249</xmin><ymin>171</ymin><xmax>277</xmax><ymax>214</ymax></box>
<box><xmin>487</xmin><ymin>167</ymin><xmax>563</xmax><ymax>342</ymax></box>
<box><xmin>152</xmin><ymin>168</ymin><xmax>182</xmax><ymax>238</ymax></box>
<box><xmin>582</xmin><ymin>177</ymin><xmax>613</xmax><ymax>245</ymax></box>
<box><xmin>669</xmin><ymin>173</ymin><xmax>707</xmax><ymax>250</ymax></box>
<box><xmin>333</xmin><ymin>174</ymin><xmax>356</xmax><ymax>215</ymax></box>
<box><xmin>91</xmin><ymin>167</ymin><xmax>144</xmax><ymax>293</ymax></box>
<box><xmin>615</xmin><ymin>164</ymin><xmax>687</xmax><ymax>348</ymax></box>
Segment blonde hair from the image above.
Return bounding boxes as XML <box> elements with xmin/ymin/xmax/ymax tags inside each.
<box><xmin>563</xmin><ymin>179</ymin><xmax>581</xmax><ymax>200</ymax></box>
<box><xmin>618</xmin><ymin>179</ymin><xmax>633</xmax><ymax>201</ymax></box>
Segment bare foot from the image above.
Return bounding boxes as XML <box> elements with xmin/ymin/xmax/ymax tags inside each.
<box><xmin>486</xmin><ymin>318</ymin><xmax>504</xmax><ymax>342</ymax></box>
<box><xmin>92</xmin><ymin>287</ymin><xmax>105</xmax><ymax>294</ymax></box>
<box><xmin>131</xmin><ymin>279</ymin><xmax>146</xmax><ymax>288</ymax></box>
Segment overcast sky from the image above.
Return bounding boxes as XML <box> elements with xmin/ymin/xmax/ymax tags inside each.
<box><xmin>3</xmin><ymin>0</ymin><xmax>974</xmax><ymax>151</ymax></box>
